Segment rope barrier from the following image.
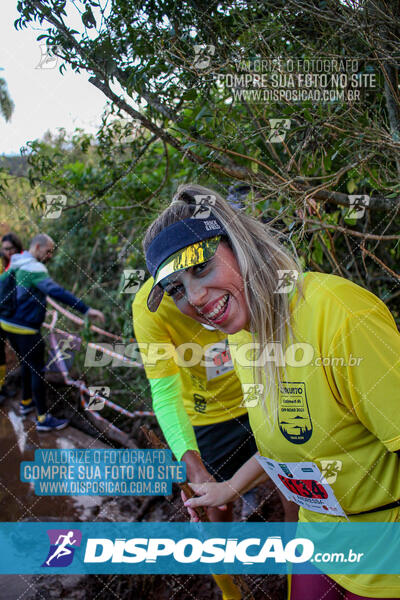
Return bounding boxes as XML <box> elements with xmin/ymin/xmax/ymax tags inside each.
<box><xmin>79</xmin><ymin>389</ymin><xmax>134</xmax><ymax>436</ymax></box>
<box><xmin>43</xmin><ymin>321</ymin><xmax>82</xmax><ymax>343</ymax></box>
<box><xmin>46</xmin><ymin>311</ymin><xmax>153</xmax><ymax>427</ymax></box>
<box><xmin>47</xmin><ymin>331</ymin><xmax>128</xmax><ymax>438</ymax></box>
<box><xmin>48</xmin><ymin>309</ymin><xmax>58</xmax><ymax>330</ymax></box>
<box><xmin>87</xmin><ymin>342</ymin><xmax>143</xmax><ymax>368</ymax></box>
<box><xmin>46</xmin><ymin>297</ymin><xmax>127</xmax><ymax>341</ymax></box>
<box><xmin>43</xmin><ymin>323</ymin><xmax>143</xmax><ymax>369</ymax></box>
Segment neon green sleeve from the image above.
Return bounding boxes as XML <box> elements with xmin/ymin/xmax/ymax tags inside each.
<box><xmin>149</xmin><ymin>373</ymin><xmax>200</xmax><ymax>460</ymax></box>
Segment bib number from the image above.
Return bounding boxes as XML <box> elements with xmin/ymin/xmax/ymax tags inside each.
<box><xmin>205</xmin><ymin>340</ymin><xmax>234</xmax><ymax>380</ymax></box>
<box><xmin>256</xmin><ymin>455</ymin><xmax>347</xmax><ymax>518</ymax></box>
<box><xmin>278</xmin><ymin>475</ymin><xmax>328</xmax><ymax>499</ymax></box>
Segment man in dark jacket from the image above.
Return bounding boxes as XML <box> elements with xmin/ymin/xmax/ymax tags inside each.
<box><xmin>0</xmin><ymin>233</ymin><xmax>105</xmax><ymax>432</ymax></box>
<box><xmin>0</xmin><ymin>232</ymin><xmax>24</xmax><ymax>403</ymax></box>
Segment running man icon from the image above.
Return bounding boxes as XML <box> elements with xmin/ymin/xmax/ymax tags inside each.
<box><xmin>46</xmin><ymin>339</ymin><xmax>75</xmax><ymax>370</ymax></box>
<box><xmin>42</xmin><ymin>529</ymin><xmax>82</xmax><ymax>568</ymax></box>
<box><xmin>46</xmin><ymin>531</ymin><xmax>76</xmax><ymax>566</ymax></box>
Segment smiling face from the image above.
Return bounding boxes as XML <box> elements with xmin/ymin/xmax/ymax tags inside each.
<box><xmin>162</xmin><ymin>241</ymin><xmax>249</xmax><ymax>334</ymax></box>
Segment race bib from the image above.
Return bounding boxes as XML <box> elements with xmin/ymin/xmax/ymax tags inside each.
<box><xmin>256</xmin><ymin>455</ymin><xmax>347</xmax><ymax>518</ymax></box>
<box><xmin>205</xmin><ymin>340</ymin><xmax>234</xmax><ymax>380</ymax></box>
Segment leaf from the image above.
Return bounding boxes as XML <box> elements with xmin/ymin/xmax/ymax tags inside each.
<box><xmin>303</xmin><ymin>109</ymin><xmax>313</xmax><ymax>122</ymax></box>
<box><xmin>312</xmin><ymin>240</ymin><xmax>323</xmax><ymax>264</ymax></box>
<box><xmin>82</xmin><ymin>8</ymin><xmax>96</xmax><ymax>29</ymax></box>
<box><xmin>323</xmin><ymin>155</ymin><xmax>331</xmax><ymax>171</ymax></box>
<box><xmin>347</xmin><ymin>179</ymin><xmax>357</xmax><ymax>194</ymax></box>
<box><xmin>195</xmin><ymin>105</ymin><xmax>212</xmax><ymax>121</ymax></box>
<box><xmin>182</xmin><ymin>89</ymin><xmax>197</xmax><ymax>101</ymax></box>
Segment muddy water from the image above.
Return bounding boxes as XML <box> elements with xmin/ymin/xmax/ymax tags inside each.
<box><xmin>0</xmin><ymin>397</ymin><xmax>113</xmax><ymax>599</ymax></box>
<box><xmin>0</xmin><ymin>400</ymin><xmax>108</xmax><ymax>523</ymax></box>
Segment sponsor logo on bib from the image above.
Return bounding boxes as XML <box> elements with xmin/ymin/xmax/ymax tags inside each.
<box><xmin>278</xmin><ymin>382</ymin><xmax>312</xmax><ymax>444</ymax></box>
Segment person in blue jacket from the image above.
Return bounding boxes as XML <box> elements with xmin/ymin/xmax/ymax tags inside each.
<box><xmin>0</xmin><ymin>233</ymin><xmax>104</xmax><ymax>432</ymax></box>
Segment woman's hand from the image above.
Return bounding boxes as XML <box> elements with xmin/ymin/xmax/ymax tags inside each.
<box><xmin>184</xmin><ymin>480</ymin><xmax>237</xmax><ymax>512</ymax></box>
<box><xmin>180</xmin><ymin>490</ymin><xmax>204</xmax><ymax>522</ymax></box>
<box><xmin>180</xmin><ymin>451</ymin><xmax>229</xmax><ymax>521</ymax></box>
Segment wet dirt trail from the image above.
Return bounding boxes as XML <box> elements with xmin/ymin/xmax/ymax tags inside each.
<box><xmin>0</xmin><ymin>361</ymin><xmax>287</xmax><ymax>599</ymax></box>
<box><xmin>0</xmin><ymin>401</ymin><xmax>107</xmax><ymax>522</ymax></box>
<box><xmin>0</xmin><ymin>379</ymin><xmax>109</xmax><ymax>599</ymax></box>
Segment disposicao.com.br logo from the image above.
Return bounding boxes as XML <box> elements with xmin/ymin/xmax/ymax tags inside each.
<box><xmin>83</xmin><ymin>536</ymin><xmax>314</xmax><ymax>565</ymax></box>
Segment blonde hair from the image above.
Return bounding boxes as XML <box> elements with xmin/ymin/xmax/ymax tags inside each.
<box><xmin>143</xmin><ymin>183</ymin><xmax>302</xmax><ymax>425</ymax></box>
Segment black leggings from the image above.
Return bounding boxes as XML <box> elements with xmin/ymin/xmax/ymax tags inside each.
<box><xmin>6</xmin><ymin>332</ymin><xmax>47</xmax><ymax>415</ymax></box>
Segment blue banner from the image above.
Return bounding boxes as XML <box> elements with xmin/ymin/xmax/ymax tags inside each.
<box><xmin>0</xmin><ymin>522</ymin><xmax>399</xmax><ymax>575</ymax></box>
<box><xmin>20</xmin><ymin>449</ymin><xmax>186</xmax><ymax>496</ymax></box>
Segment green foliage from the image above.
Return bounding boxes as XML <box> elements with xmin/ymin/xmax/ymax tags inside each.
<box><xmin>6</xmin><ymin>0</ymin><xmax>400</xmax><ymax>342</ymax></box>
